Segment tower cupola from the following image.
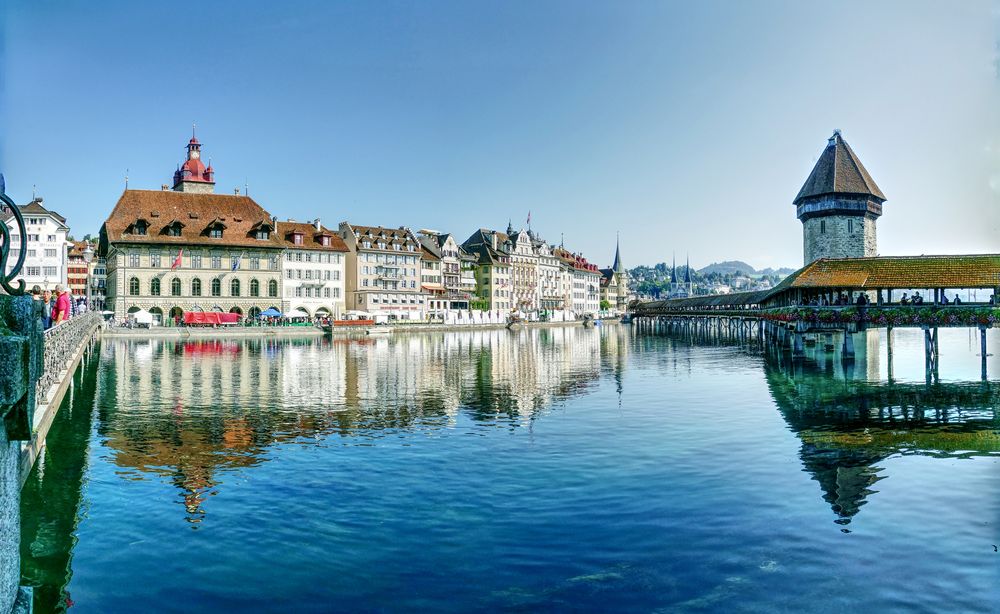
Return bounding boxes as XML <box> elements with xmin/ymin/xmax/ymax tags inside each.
<box><xmin>172</xmin><ymin>128</ymin><xmax>216</xmax><ymax>194</ymax></box>
<box><xmin>795</xmin><ymin>130</ymin><xmax>886</xmax><ymax>265</ymax></box>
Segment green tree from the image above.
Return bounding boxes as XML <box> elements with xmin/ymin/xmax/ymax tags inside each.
<box><xmin>600</xmin><ymin>299</ymin><xmax>612</xmax><ymax>311</ymax></box>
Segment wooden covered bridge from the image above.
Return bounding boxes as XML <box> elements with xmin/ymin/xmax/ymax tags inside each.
<box><xmin>629</xmin><ymin>254</ymin><xmax>1000</xmax><ymax>378</ymax></box>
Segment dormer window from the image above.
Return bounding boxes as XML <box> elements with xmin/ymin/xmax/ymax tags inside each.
<box><xmin>168</xmin><ymin>225</ymin><xmax>181</xmax><ymax>237</ymax></box>
<box><xmin>292</xmin><ymin>233</ymin><xmax>303</xmax><ymax>245</ymax></box>
<box><xmin>206</xmin><ymin>218</ymin><xmax>226</xmax><ymax>239</ymax></box>
<box><xmin>256</xmin><ymin>229</ymin><xmax>270</xmax><ymax>240</ymax></box>
<box><xmin>321</xmin><ymin>236</ymin><xmax>330</xmax><ymax>246</ymax></box>
<box><xmin>134</xmin><ymin>220</ymin><xmax>148</xmax><ymax>236</ymax></box>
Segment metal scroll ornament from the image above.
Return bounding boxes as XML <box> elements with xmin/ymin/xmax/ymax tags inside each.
<box><xmin>0</xmin><ymin>174</ymin><xmax>28</xmax><ymax>295</ymax></box>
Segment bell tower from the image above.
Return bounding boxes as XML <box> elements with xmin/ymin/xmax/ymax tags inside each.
<box><xmin>795</xmin><ymin>131</ymin><xmax>885</xmax><ymax>265</ymax></box>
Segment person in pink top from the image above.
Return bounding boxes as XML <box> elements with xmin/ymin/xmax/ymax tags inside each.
<box><xmin>53</xmin><ymin>285</ymin><xmax>72</xmax><ymax>325</ymax></box>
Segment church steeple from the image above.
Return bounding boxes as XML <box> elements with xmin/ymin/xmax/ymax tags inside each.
<box><xmin>612</xmin><ymin>233</ymin><xmax>624</xmax><ymax>274</ymax></box>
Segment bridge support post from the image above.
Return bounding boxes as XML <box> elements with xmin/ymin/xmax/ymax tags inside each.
<box><xmin>823</xmin><ymin>333</ymin><xmax>834</xmax><ymax>353</ymax></box>
<box><xmin>842</xmin><ymin>331</ymin><xmax>855</xmax><ymax>361</ymax></box>
<box><xmin>886</xmin><ymin>327</ymin><xmax>894</xmax><ymax>383</ymax></box>
<box><xmin>981</xmin><ymin>326</ymin><xmax>988</xmax><ymax>381</ymax></box>
<box><xmin>924</xmin><ymin>327</ymin><xmax>938</xmax><ymax>382</ymax></box>
<box><xmin>792</xmin><ymin>332</ymin><xmax>805</xmax><ymax>359</ymax></box>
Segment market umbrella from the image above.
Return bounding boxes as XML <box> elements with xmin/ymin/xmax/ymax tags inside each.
<box><xmin>260</xmin><ymin>307</ymin><xmax>281</xmax><ymax>317</ymax></box>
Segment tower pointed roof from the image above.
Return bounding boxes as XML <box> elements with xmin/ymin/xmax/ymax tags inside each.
<box><xmin>671</xmin><ymin>254</ymin><xmax>677</xmax><ymax>284</ymax></box>
<box><xmin>794</xmin><ymin>131</ymin><xmax>886</xmax><ymax>205</ymax></box>
<box><xmin>684</xmin><ymin>255</ymin><xmax>691</xmax><ymax>283</ymax></box>
<box><xmin>612</xmin><ymin>235</ymin><xmax>624</xmax><ymax>273</ymax></box>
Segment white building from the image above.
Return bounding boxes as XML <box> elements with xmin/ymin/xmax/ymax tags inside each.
<box><xmin>278</xmin><ymin>220</ymin><xmax>349</xmax><ymax>319</ymax></box>
<box><xmin>2</xmin><ymin>198</ymin><xmax>70</xmax><ymax>291</ymax></box>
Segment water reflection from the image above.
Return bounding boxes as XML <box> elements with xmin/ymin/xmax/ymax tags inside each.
<box><xmin>19</xmin><ymin>324</ymin><xmax>999</xmax><ymax>612</ymax></box>
<box><xmin>96</xmin><ymin>329</ymin><xmax>608</xmax><ymax>523</ymax></box>
<box><xmin>766</xmin><ymin>360</ymin><xmax>999</xmax><ymax>524</ymax></box>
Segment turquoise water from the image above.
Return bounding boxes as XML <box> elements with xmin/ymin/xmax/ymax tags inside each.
<box><xmin>20</xmin><ymin>326</ymin><xmax>1000</xmax><ymax>612</ymax></box>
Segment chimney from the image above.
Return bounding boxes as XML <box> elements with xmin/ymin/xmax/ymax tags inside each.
<box><xmin>161</xmin><ymin>184</ymin><xmax>169</xmax><ymax>191</ymax></box>
<box><xmin>234</xmin><ymin>187</ymin><xmax>241</xmax><ymax>195</ymax></box>
<box><xmin>315</xmin><ymin>218</ymin><xmax>321</xmax><ymax>231</ymax></box>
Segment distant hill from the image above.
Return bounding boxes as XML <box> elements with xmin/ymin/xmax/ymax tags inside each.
<box><xmin>698</xmin><ymin>261</ymin><xmax>757</xmax><ymax>276</ymax></box>
<box><xmin>694</xmin><ymin>261</ymin><xmax>796</xmax><ymax>277</ymax></box>
<box><xmin>758</xmin><ymin>267</ymin><xmax>796</xmax><ymax>276</ymax></box>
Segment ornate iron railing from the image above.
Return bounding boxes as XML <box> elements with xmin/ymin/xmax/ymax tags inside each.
<box><xmin>35</xmin><ymin>312</ymin><xmax>102</xmax><ymax>405</ymax></box>
<box><xmin>0</xmin><ymin>174</ymin><xmax>28</xmax><ymax>296</ymax></box>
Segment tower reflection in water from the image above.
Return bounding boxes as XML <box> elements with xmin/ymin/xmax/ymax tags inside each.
<box><xmin>18</xmin><ymin>325</ymin><xmax>998</xmax><ymax>612</ymax></box>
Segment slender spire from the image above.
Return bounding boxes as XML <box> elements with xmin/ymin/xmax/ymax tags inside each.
<box><xmin>612</xmin><ymin>232</ymin><xmax>623</xmax><ymax>273</ymax></box>
<box><xmin>685</xmin><ymin>254</ymin><xmax>691</xmax><ymax>284</ymax></box>
<box><xmin>671</xmin><ymin>253</ymin><xmax>677</xmax><ymax>284</ymax></box>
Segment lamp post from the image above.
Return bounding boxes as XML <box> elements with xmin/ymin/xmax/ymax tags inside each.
<box><xmin>83</xmin><ymin>242</ymin><xmax>94</xmax><ymax>312</ymax></box>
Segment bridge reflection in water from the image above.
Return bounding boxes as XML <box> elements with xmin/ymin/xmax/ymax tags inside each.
<box><xmin>18</xmin><ymin>326</ymin><xmax>999</xmax><ymax>611</ymax></box>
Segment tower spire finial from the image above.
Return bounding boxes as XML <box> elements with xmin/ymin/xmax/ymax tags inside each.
<box><xmin>192</xmin><ymin>122</ymin><xmax>196</xmax><ymax>139</ymax></box>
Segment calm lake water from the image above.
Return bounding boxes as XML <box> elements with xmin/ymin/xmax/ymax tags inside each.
<box><xmin>19</xmin><ymin>325</ymin><xmax>1000</xmax><ymax>613</ymax></box>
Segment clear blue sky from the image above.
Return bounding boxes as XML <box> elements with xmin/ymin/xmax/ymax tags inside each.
<box><xmin>2</xmin><ymin>1</ymin><xmax>998</xmax><ymax>269</ymax></box>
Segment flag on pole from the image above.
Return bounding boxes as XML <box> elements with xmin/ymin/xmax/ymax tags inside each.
<box><xmin>232</xmin><ymin>252</ymin><xmax>243</xmax><ymax>271</ymax></box>
<box><xmin>171</xmin><ymin>249</ymin><xmax>183</xmax><ymax>270</ymax></box>
<box><xmin>527</xmin><ymin>211</ymin><xmax>531</xmax><ymax>227</ymax></box>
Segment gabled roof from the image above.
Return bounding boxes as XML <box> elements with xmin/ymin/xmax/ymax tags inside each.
<box><xmin>19</xmin><ymin>199</ymin><xmax>68</xmax><ymax>226</ymax></box>
<box><xmin>277</xmin><ymin>221</ymin><xmax>348</xmax><ymax>252</ymax></box>
<box><xmin>101</xmin><ymin>189</ymin><xmax>284</xmax><ymax>249</ymax></box>
<box><xmin>794</xmin><ymin>131</ymin><xmax>886</xmax><ymax>205</ymax></box>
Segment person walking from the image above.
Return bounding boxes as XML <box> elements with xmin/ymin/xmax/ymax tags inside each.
<box><xmin>41</xmin><ymin>289</ymin><xmax>54</xmax><ymax>329</ymax></box>
<box><xmin>53</xmin><ymin>285</ymin><xmax>71</xmax><ymax>325</ymax></box>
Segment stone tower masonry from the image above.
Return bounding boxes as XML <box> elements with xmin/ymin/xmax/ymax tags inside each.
<box><xmin>795</xmin><ymin>131</ymin><xmax>886</xmax><ymax>265</ymax></box>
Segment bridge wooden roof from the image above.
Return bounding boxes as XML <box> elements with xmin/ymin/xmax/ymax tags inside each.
<box><xmin>776</xmin><ymin>255</ymin><xmax>1000</xmax><ymax>290</ymax></box>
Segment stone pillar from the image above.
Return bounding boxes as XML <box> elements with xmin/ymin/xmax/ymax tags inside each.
<box><xmin>792</xmin><ymin>332</ymin><xmax>805</xmax><ymax>359</ymax></box>
<box><xmin>0</xmin><ymin>296</ymin><xmax>43</xmax><ymax>614</ymax></box>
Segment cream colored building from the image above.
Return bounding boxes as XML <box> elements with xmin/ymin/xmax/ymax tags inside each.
<box><xmin>338</xmin><ymin>222</ymin><xmax>426</xmax><ymax>320</ymax></box>
<box><xmin>278</xmin><ymin>220</ymin><xmax>348</xmax><ymax>318</ymax></box>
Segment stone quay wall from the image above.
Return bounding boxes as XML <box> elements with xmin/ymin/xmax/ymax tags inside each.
<box><xmin>0</xmin><ymin>296</ymin><xmax>44</xmax><ymax>614</ymax></box>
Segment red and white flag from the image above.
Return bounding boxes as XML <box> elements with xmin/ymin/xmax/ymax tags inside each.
<box><xmin>171</xmin><ymin>249</ymin><xmax>183</xmax><ymax>270</ymax></box>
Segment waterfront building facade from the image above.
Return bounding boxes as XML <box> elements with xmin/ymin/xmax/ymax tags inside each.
<box><xmin>418</xmin><ymin>231</ymin><xmax>473</xmax><ymax>313</ymax></box>
<box><xmin>67</xmin><ymin>242</ymin><xmax>90</xmax><ymax>299</ymax></box>
<box><xmin>100</xmin><ymin>136</ymin><xmax>284</xmax><ymax>322</ymax></box>
<box><xmin>462</xmin><ymin>229</ymin><xmax>513</xmax><ymax>314</ymax></box>
<box><xmin>338</xmin><ymin>223</ymin><xmax>425</xmax><ymax>319</ymax></box>
<box><xmin>1</xmin><ymin>198</ymin><xmax>70</xmax><ymax>290</ymax></box>
<box><xmin>278</xmin><ymin>220</ymin><xmax>349</xmax><ymax>318</ymax></box>
<box><xmin>796</xmin><ymin>130</ymin><xmax>885</xmax><ymax>265</ymax></box>
<box><xmin>555</xmin><ymin>247</ymin><xmax>601</xmax><ymax>316</ymax></box>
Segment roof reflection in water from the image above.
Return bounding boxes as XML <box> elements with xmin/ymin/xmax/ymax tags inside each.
<box><xmin>766</xmin><ymin>357</ymin><xmax>999</xmax><ymax>524</ymax></box>
<box><xmin>97</xmin><ymin>328</ymin><xmax>613</xmax><ymax>522</ymax></box>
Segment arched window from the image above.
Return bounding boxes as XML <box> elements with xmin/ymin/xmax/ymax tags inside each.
<box><xmin>268</xmin><ymin>279</ymin><xmax>278</xmax><ymax>297</ymax></box>
<box><xmin>230</xmin><ymin>278</ymin><xmax>241</xmax><ymax>297</ymax></box>
<box><xmin>191</xmin><ymin>278</ymin><xmax>202</xmax><ymax>296</ymax></box>
<box><xmin>129</xmin><ymin>277</ymin><xmax>140</xmax><ymax>296</ymax></box>
<box><xmin>211</xmin><ymin>278</ymin><xmax>221</xmax><ymax>297</ymax></box>
<box><xmin>250</xmin><ymin>278</ymin><xmax>260</xmax><ymax>297</ymax></box>
<box><xmin>150</xmin><ymin>278</ymin><xmax>161</xmax><ymax>296</ymax></box>
<box><xmin>171</xmin><ymin>277</ymin><xmax>181</xmax><ymax>296</ymax></box>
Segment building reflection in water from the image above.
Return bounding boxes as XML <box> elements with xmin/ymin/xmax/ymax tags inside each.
<box><xmin>97</xmin><ymin>328</ymin><xmax>611</xmax><ymax>523</ymax></box>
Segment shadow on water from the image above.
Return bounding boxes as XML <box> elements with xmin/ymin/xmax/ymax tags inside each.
<box><xmin>19</xmin><ymin>341</ymin><xmax>102</xmax><ymax>614</ymax></box>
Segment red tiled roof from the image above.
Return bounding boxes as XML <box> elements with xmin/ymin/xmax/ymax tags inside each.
<box><xmin>780</xmin><ymin>255</ymin><xmax>1000</xmax><ymax>290</ymax></box>
<box><xmin>101</xmin><ymin>189</ymin><xmax>284</xmax><ymax>250</ymax></box>
<box><xmin>277</xmin><ymin>221</ymin><xmax>348</xmax><ymax>252</ymax></box>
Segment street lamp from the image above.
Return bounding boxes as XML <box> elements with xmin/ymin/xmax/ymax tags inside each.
<box><xmin>82</xmin><ymin>242</ymin><xmax>94</xmax><ymax>312</ymax></box>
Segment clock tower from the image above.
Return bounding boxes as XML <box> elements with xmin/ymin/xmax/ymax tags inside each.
<box><xmin>172</xmin><ymin>130</ymin><xmax>216</xmax><ymax>194</ymax></box>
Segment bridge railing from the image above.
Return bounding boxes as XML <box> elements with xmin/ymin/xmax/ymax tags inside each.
<box><xmin>631</xmin><ymin>304</ymin><xmax>1000</xmax><ymax>328</ymax></box>
<box><xmin>35</xmin><ymin>312</ymin><xmax>103</xmax><ymax>406</ymax></box>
